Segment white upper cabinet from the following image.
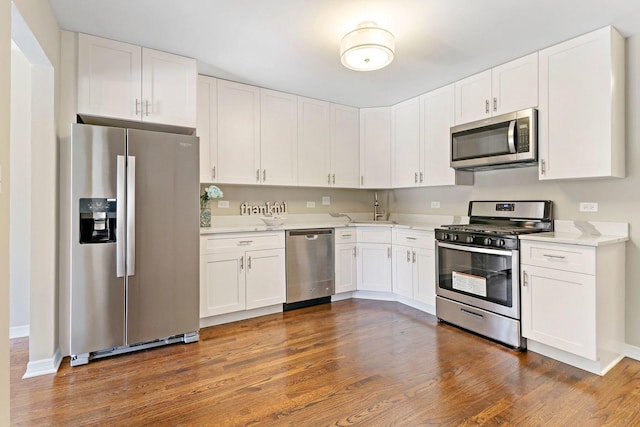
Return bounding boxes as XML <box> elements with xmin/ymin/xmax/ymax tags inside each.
<box><xmin>455</xmin><ymin>52</ymin><xmax>538</xmax><ymax>124</ymax></box>
<box><xmin>538</xmin><ymin>26</ymin><xmax>625</xmax><ymax>180</ymax></box>
<box><xmin>197</xmin><ymin>75</ymin><xmax>218</xmax><ymax>183</ymax></box>
<box><xmin>260</xmin><ymin>89</ymin><xmax>298</xmax><ymax>186</ymax></box>
<box><xmin>330</xmin><ymin>104</ymin><xmax>360</xmax><ymax>188</ymax></box>
<box><xmin>298</xmin><ymin>97</ymin><xmax>332</xmax><ymax>187</ymax></box>
<box><xmin>420</xmin><ymin>84</ymin><xmax>473</xmax><ymax>187</ymax></box>
<box><xmin>217</xmin><ymin>80</ymin><xmax>261</xmax><ymax>184</ymax></box>
<box><xmin>391</xmin><ymin>97</ymin><xmax>421</xmax><ymax>188</ymax></box>
<box><xmin>78</xmin><ymin>33</ymin><xmax>196</xmax><ymax>127</ymax></box>
<box><xmin>360</xmin><ymin>107</ymin><xmax>392</xmax><ymax>189</ymax></box>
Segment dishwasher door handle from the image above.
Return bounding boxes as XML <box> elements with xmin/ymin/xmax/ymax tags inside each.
<box><xmin>304</xmin><ymin>235</ymin><xmax>319</xmax><ymax>240</ymax></box>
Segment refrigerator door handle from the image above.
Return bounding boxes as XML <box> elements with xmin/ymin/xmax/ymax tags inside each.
<box><xmin>127</xmin><ymin>156</ymin><xmax>136</xmax><ymax>276</ymax></box>
<box><xmin>116</xmin><ymin>156</ymin><xmax>126</xmax><ymax>277</ymax></box>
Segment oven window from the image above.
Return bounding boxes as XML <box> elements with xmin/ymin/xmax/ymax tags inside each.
<box><xmin>438</xmin><ymin>245</ymin><xmax>512</xmax><ymax>307</ymax></box>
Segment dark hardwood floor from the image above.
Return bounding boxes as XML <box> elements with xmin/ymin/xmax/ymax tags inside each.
<box><xmin>10</xmin><ymin>299</ymin><xmax>640</xmax><ymax>426</ymax></box>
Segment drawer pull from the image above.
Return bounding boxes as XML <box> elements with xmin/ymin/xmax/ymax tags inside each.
<box><xmin>461</xmin><ymin>308</ymin><xmax>483</xmax><ymax>319</ymax></box>
<box><xmin>405</xmin><ymin>237</ymin><xmax>417</xmax><ymax>240</ymax></box>
<box><xmin>543</xmin><ymin>254</ymin><xmax>566</xmax><ymax>260</ymax></box>
<box><xmin>341</xmin><ymin>234</ymin><xmax>352</xmax><ymax>238</ymax></box>
<box><xmin>238</xmin><ymin>240</ymin><xmax>253</xmax><ymax>246</ymax></box>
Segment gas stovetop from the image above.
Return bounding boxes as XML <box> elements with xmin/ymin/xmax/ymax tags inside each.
<box><xmin>435</xmin><ymin>200</ymin><xmax>553</xmax><ymax>250</ymax></box>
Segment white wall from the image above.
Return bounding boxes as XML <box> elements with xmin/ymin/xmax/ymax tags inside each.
<box><xmin>9</xmin><ymin>45</ymin><xmax>31</xmax><ymax>336</ymax></box>
<box><xmin>0</xmin><ymin>0</ymin><xmax>11</xmax><ymax>422</ymax></box>
<box><xmin>391</xmin><ymin>35</ymin><xmax>640</xmax><ymax>347</ymax></box>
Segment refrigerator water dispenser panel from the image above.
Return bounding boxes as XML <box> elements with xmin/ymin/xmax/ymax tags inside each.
<box><xmin>79</xmin><ymin>198</ymin><xmax>117</xmax><ymax>244</ymax></box>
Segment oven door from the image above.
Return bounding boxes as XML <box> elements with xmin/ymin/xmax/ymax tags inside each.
<box><xmin>436</xmin><ymin>241</ymin><xmax>520</xmax><ymax>319</ymax></box>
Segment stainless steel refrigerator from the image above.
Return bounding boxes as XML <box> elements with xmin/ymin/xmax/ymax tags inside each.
<box><xmin>60</xmin><ymin>123</ymin><xmax>200</xmax><ymax>366</ymax></box>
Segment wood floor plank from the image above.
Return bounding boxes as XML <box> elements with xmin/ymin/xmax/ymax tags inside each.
<box><xmin>10</xmin><ymin>299</ymin><xmax>640</xmax><ymax>426</ymax></box>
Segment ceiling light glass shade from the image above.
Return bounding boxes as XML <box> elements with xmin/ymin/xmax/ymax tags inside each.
<box><xmin>340</xmin><ymin>22</ymin><xmax>395</xmax><ymax>71</ymax></box>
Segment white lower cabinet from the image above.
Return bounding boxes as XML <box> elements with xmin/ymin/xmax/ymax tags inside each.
<box><xmin>335</xmin><ymin>228</ymin><xmax>357</xmax><ymax>294</ymax></box>
<box><xmin>200</xmin><ymin>232</ymin><xmax>285</xmax><ymax>318</ymax></box>
<box><xmin>356</xmin><ymin>228</ymin><xmax>392</xmax><ymax>292</ymax></box>
<box><xmin>520</xmin><ymin>239</ymin><xmax>625</xmax><ymax>374</ymax></box>
<box><xmin>392</xmin><ymin>229</ymin><xmax>435</xmax><ymax>306</ymax></box>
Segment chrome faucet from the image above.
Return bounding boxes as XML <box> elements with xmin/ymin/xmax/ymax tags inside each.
<box><xmin>374</xmin><ymin>191</ymin><xmax>385</xmax><ymax>221</ymax></box>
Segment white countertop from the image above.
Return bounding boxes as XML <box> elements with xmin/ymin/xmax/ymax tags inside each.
<box><xmin>200</xmin><ymin>213</ymin><xmax>467</xmax><ymax>235</ymax></box>
<box><xmin>518</xmin><ymin>220</ymin><xmax>629</xmax><ymax>247</ymax></box>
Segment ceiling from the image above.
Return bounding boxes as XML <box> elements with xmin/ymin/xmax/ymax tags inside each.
<box><xmin>49</xmin><ymin>0</ymin><xmax>640</xmax><ymax>108</ymax></box>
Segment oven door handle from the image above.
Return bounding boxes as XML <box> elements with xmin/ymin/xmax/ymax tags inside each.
<box><xmin>437</xmin><ymin>241</ymin><xmax>514</xmax><ymax>257</ymax></box>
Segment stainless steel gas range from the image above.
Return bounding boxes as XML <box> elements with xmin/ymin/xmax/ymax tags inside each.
<box><xmin>435</xmin><ymin>200</ymin><xmax>553</xmax><ymax>349</ymax></box>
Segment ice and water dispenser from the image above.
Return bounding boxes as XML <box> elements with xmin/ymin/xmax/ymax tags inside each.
<box><xmin>79</xmin><ymin>198</ymin><xmax>117</xmax><ymax>244</ymax></box>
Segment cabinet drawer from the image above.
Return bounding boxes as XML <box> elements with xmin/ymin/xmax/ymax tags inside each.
<box><xmin>356</xmin><ymin>227</ymin><xmax>392</xmax><ymax>244</ymax></box>
<box><xmin>520</xmin><ymin>241</ymin><xmax>595</xmax><ymax>275</ymax></box>
<box><xmin>201</xmin><ymin>232</ymin><xmax>285</xmax><ymax>254</ymax></box>
<box><xmin>392</xmin><ymin>229</ymin><xmax>434</xmax><ymax>250</ymax></box>
<box><xmin>334</xmin><ymin>227</ymin><xmax>357</xmax><ymax>243</ymax></box>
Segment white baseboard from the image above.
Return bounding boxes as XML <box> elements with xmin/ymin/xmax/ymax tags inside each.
<box><xmin>199</xmin><ymin>304</ymin><xmax>283</xmax><ymax>328</ymax></box>
<box><xmin>10</xmin><ymin>325</ymin><xmax>29</xmax><ymax>339</ymax></box>
<box><xmin>23</xmin><ymin>347</ymin><xmax>62</xmax><ymax>378</ymax></box>
<box><xmin>625</xmin><ymin>344</ymin><xmax>640</xmax><ymax>361</ymax></box>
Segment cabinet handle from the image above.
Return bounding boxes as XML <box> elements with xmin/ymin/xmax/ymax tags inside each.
<box><xmin>328</xmin><ymin>173</ymin><xmax>331</xmax><ymax>185</ymax></box>
<box><xmin>332</xmin><ymin>174</ymin><xmax>335</xmax><ymax>184</ymax></box>
<box><xmin>263</xmin><ymin>169</ymin><xmax>266</xmax><ymax>182</ymax></box>
<box><xmin>523</xmin><ymin>270</ymin><xmax>528</xmax><ymax>287</ymax></box>
<box><xmin>212</xmin><ymin>166</ymin><xmax>216</xmax><ymax>179</ymax></box>
<box><xmin>493</xmin><ymin>97</ymin><xmax>497</xmax><ymax>112</ymax></box>
<box><xmin>356</xmin><ymin>246</ymin><xmax>359</xmax><ymax>257</ymax></box>
<box><xmin>247</xmin><ymin>256</ymin><xmax>252</xmax><ymax>270</ymax></box>
<box><xmin>135</xmin><ymin>98</ymin><xmax>141</xmax><ymax>116</ymax></box>
<box><xmin>414</xmin><ymin>172</ymin><xmax>418</xmax><ymax>183</ymax></box>
<box><xmin>485</xmin><ymin>99</ymin><xmax>489</xmax><ymax>114</ymax></box>
<box><xmin>240</xmin><ymin>256</ymin><xmax>244</xmax><ymax>270</ymax></box>
<box><xmin>406</xmin><ymin>250</ymin><xmax>411</xmax><ymax>262</ymax></box>
<box><xmin>342</xmin><ymin>234</ymin><xmax>352</xmax><ymax>238</ymax></box>
<box><xmin>353</xmin><ymin>247</ymin><xmax>357</xmax><ymax>257</ymax></box>
<box><xmin>419</xmin><ymin>172</ymin><xmax>423</xmax><ymax>183</ymax></box>
<box><xmin>387</xmin><ymin>247</ymin><xmax>391</xmax><ymax>258</ymax></box>
<box><xmin>405</xmin><ymin>236</ymin><xmax>417</xmax><ymax>241</ymax></box>
<box><xmin>360</xmin><ymin>176</ymin><xmax>364</xmax><ymax>186</ymax></box>
<box><xmin>412</xmin><ymin>250</ymin><xmax>416</xmax><ymax>263</ymax></box>
<box><xmin>238</xmin><ymin>240</ymin><xmax>253</xmax><ymax>246</ymax></box>
<box><xmin>543</xmin><ymin>254</ymin><xmax>566</xmax><ymax>260</ymax></box>
<box><xmin>145</xmin><ymin>100</ymin><xmax>150</xmax><ymax>116</ymax></box>
<box><xmin>256</xmin><ymin>169</ymin><xmax>260</xmax><ymax>182</ymax></box>
<box><xmin>540</xmin><ymin>159</ymin><xmax>546</xmax><ymax>175</ymax></box>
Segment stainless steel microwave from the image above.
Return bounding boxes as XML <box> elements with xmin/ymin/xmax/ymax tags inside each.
<box><xmin>450</xmin><ymin>108</ymin><xmax>537</xmax><ymax>171</ymax></box>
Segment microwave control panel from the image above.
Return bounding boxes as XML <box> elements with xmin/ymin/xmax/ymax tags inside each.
<box><xmin>517</xmin><ymin>117</ymin><xmax>530</xmax><ymax>153</ymax></box>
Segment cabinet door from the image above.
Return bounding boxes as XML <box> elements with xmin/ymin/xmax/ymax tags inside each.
<box><xmin>77</xmin><ymin>33</ymin><xmax>142</xmax><ymax>121</ymax></box>
<box><xmin>200</xmin><ymin>252</ymin><xmax>246</xmax><ymax>317</ymax></box>
<box><xmin>217</xmin><ymin>80</ymin><xmax>261</xmax><ymax>184</ymax></box>
<box><xmin>260</xmin><ymin>89</ymin><xmax>298</xmax><ymax>186</ymax></box>
<box><xmin>331</xmin><ymin>104</ymin><xmax>360</xmax><ymax>188</ymax></box>
<box><xmin>454</xmin><ymin>69</ymin><xmax>492</xmax><ymax>124</ymax></box>
<box><xmin>141</xmin><ymin>48</ymin><xmax>197</xmax><ymax>127</ymax></box>
<box><xmin>197</xmin><ymin>75</ymin><xmax>218</xmax><ymax>183</ymax></box>
<box><xmin>492</xmin><ymin>53</ymin><xmax>538</xmax><ymax>115</ymax></box>
<box><xmin>392</xmin><ymin>97</ymin><xmax>421</xmax><ymax>188</ymax></box>
<box><xmin>521</xmin><ymin>265</ymin><xmax>596</xmax><ymax>360</ymax></box>
<box><xmin>298</xmin><ymin>97</ymin><xmax>331</xmax><ymax>187</ymax></box>
<box><xmin>335</xmin><ymin>243</ymin><xmax>357</xmax><ymax>293</ymax></box>
<box><xmin>357</xmin><ymin>243</ymin><xmax>392</xmax><ymax>292</ymax></box>
<box><xmin>538</xmin><ymin>27</ymin><xmax>624</xmax><ymax>180</ymax></box>
<box><xmin>413</xmin><ymin>248</ymin><xmax>435</xmax><ymax>306</ymax></box>
<box><xmin>421</xmin><ymin>84</ymin><xmax>471</xmax><ymax>187</ymax></box>
<box><xmin>245</xmin><ymin>248</ymin><xmax>286</xmax><ymax>309</ymax></box>
<box><xmin>360</xmin><ymin>107</ymin><xmax>392</xmax><ymax>188</ymax></box>
<box><xmin>392</xmin><ymin>246</ymin><xmax>413</xmax><ymax>298</ymax></box>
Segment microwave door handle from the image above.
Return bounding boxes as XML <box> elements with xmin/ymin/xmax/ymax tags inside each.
<box><xmin>507</xmin><ymin>120</ymin><xmax>517</xmax><ymax>153</ymax></box>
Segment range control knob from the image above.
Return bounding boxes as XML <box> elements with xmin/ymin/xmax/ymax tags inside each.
<box><xmin>496</xmin><ymin>239</ymin><xmax>506</xmax><ymax>248</ymax></box>
<box><xmin>449</xmin><ymin>234</ymin><xmax>459</xmax><ymax>242</ymax></box>
<box><xmin>483</xmin><ymin>237</ymin><xmax>493</xmax><ymax>246</ymax></box>
<box><xmin>466</xmin><ymin>235</ymin><xmax>474</xmax><ymax>244</ymax></box>
<box><xmin>441</xmin><ymin>233</ymin><xmax>449</xmax><ymax>241</ymax></box>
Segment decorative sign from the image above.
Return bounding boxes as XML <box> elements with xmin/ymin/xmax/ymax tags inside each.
<box><xmin>452</xmin><ymin>271</ymin><xmax>487</xmax><ymax>297</ymax></box>
<box><xmin>240</xmin><ymin>201</ymin><xmax>288</xmax><ymax>216</ymax></box>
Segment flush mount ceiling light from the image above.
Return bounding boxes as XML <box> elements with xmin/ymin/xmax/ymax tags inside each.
<box><xmin>340</xmin><ymin>21</ymin><xmax>395</xmax><ymax>71</ymax></box>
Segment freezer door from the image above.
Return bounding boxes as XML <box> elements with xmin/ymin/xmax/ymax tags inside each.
<box><xmin>125</xmin><ymin>129</ymin><xmax>200</xmax><ymax>344</ymax></box>
<box><xmin>70</xmin><ymin>124</ymin><xmax>126</xmax><ymax>355</ymax></box>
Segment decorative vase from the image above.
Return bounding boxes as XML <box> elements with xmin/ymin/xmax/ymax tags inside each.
<box><xmin>200</xmin><ymin>200</ymin><xmax>211</xmax><ymax>228</ymax></box>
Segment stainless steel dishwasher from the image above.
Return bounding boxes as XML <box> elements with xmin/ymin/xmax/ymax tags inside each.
<box><xmin>285</xmin><ymin>229</ymin><xmax>335</xmax><ymax>310</ymax></box>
